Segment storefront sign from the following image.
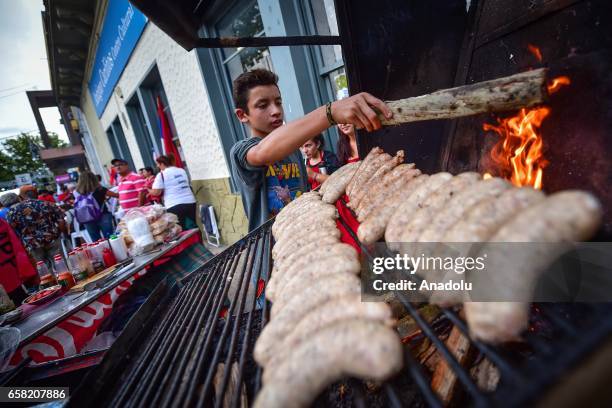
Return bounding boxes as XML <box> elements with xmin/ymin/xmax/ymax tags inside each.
<box><xmin>55</xmin><ymin>174</ymin><xmax>71</xmax><ymax>184</ymax></box>
<box><xmin>88</xmin><ymin>0</ymin><xmax>147</xmax><ymax>116</ymax></box>
<box><xmin>14</xmin><ymin>173</ymin><xmax>32</xmax><ymax>186</ymax></box>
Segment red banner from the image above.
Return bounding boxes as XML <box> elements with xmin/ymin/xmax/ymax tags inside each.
<box><xmin>8</xmin><ymin>270</ymin><xmax>147</xmax><ymax>368</ymax></box>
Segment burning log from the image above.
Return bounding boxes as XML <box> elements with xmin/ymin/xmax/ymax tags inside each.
<box><xmin>380</xmin><ymin>68</ymin><xmax>547</xmax><ymax>125</ymax></box>
<box><xmin>431</xmin><ymin>326</ymin><xmax>474</xmax><ymax>404</ymax></box>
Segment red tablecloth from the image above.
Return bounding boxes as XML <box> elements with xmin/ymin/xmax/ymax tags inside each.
<box><xmin>152</xmin><ymin>230</ymin><xmax>202</xmax><ymax>267</ymax></box>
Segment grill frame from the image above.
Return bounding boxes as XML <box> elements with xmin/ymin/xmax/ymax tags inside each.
<box><xmin>68</xmin><ymin>206</ymin><xmax>612</xmax><ymax>407</ymax></box>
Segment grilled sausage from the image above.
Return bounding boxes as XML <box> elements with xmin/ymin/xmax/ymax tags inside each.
<box><xmin>256</xmin><ymin>274</ymin><xmax>361</xmax><ymax>361</ymax></box>
<box><xmin>350</xmin><ymin>151</ymin><xmax>404</xmax><ymax>210</ymax></box>
<box><xmin>465</xmin><ymin>190</ymin><xmax>602</xmax><ymax>343</ymax></box>
<box><xmin>384</xmin><ymin>172</ymin><xmax>453</xmax><ymax>249</ymax></box>
<box><xmin>274</xmin><ymin>216</ymin><xmax>338</xmax><ymax>245</ymax></box>
<box><xmin>320</xmin><ymin>161</ymin><xmax>361</xmax><ymax>203</ymax></box>
<box><xmin>254</xmin><ymin>320</ymin><xmax>403</xmax><ymax>408</ymax></box>
<box><xmin>272</xmin><ymin>226</ymin><xmax>341</xmax><ymax>260</ymax></box>
<box><xmin>358</xmin><ymin>174</ymin><xmax>429</xmax><ymax>245</ymax></box>
<box><xmin>276</xmin><ymin>191</ymin><xmax>322</xmax><ymax>220</ymax></box>
<box><xmin>263</xmin><ymin>294</ymin><xmax>395</xmax><ymax>373</ymax></box>
<box><xmin>267</xmin><ymin>242</ymin><xmax>356</xmax><ymax>301</ymax></box>
<box><xmin>356</xmin><ymin>164</ymin><xmax>418</xmax><ymax>219</ymax></box>
<box><xmin>442</xmin><ymin>187</ymin><xmax>545</xmax><ymax>243</ymax></box>
<box><xmin>272</xmin><ymin>204</ymin><xmax>338</xmax><ymax>238</ymax></box>
<box><xmin>428</xmin><ymin>187</ymin><xmax>545</xmax><ymax>307</ymax></box>
<box><xmin>417</xmin><ymin>178</ymin><xmax>511</xmax><ymax>242</ymax></box>
<box><xmin>273</xmin><ymin>255</ymin><xmax>361</xmax><ymax>309</ymax></box>
<box><xmin>346</xmin><ymin>147</ymin><xmax>382</xmax><ymax>197</ymax></box>
<box><xmin>348</xmin><ymin>153</ymin><xmax>392</xmax><ymax>206</ymax></box>
<box><xmin>271</xmin><ymin>235</ymin><xmax>340</xmax><ymax>269</ymax></box>
<box><xmin>260</xmin><ymin>295</ymin><xmax>394</xmax><ymax>369</ymax></box>
<box><xmin>396</xmin><ymin>173</ymin><xmax>481</xmax><ymax>244</ymax></box>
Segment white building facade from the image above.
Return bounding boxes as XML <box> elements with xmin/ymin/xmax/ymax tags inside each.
<box><xmin>72</xmin><ymin>0</ymin><xmax>345</xmax><ymax>244</ymax></box>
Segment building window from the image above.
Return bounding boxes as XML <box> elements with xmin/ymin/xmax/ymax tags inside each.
<box><xmin>125</xmin><ymin>65</ymin><xmax>188</xmax><ymax>173</ymax></box>
<box><xmin>216</xmin><ymin>1</ymin><xmax>273</xmax><ymax>82</ymax></box>
<box><xmin>106</xmin><ymin>118</ymin><xmax>135</xmax><ymax>170</ymax></box>
<box><xmin>307</xmin><ymin>0</ymin><xmax>348</xmax><ymax>101</ymax></box>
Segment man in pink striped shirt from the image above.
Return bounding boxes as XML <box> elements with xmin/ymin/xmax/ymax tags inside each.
<box><xmin>112</xmin><ymin>158</ymin><xmax>146</xmax><ymax>209</ymax></box>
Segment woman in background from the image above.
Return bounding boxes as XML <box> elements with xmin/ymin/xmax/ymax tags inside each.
<box><xmin>301</xmin><ymin>135</ymin><xmax>340</xmax><ymax>190</ymax></box>
<box><xmin>150</xmin><ymin>155</ymin><xmax>197</xmax><ymax>229</ymax></box>
<box><xmin>75</xmin><ymin>171</ymin><xmax>118</xmax><ymax>240</ymax></box>
<box><xmin>337</xmin><ymin>123</ymin><xmax>359</xmax><ymax>164</ymax></box>
<box><xmin>141</xmin><ymin>167</ymin><xmax>159</xmax><ymax>204</ymax></box>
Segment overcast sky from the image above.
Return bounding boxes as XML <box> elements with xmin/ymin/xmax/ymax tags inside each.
<box><xmin>0</xmin><ymin>0</ymin><xmax>68</xmax><ymax>144</ymax></box>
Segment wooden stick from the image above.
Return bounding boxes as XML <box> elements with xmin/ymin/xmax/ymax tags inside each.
<box><xmin>381</xmin><ymin>68</ymin><xmax>548</xmax><ymax>125</ymax></box>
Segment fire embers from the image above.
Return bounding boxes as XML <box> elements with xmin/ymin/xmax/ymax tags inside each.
<box><xmin>482</xmin><ymin>76</ymin><xmax>571</xmax><ymax>190</ymax></box>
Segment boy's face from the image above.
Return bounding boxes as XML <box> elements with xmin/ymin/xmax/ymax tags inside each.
<box><xmin>235</xmin><ymin>85</ymin><xmax>284</xmax><ymax>137</ymax></box>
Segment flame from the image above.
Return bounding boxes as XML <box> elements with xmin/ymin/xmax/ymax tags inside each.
<box><xmin>483</xmin><ymin>173</ymin><xmax>493</xmax><ymax>180</ymax></box>
<box><xmin>483</xmin><ymin>107</ymin><xmax>551</xmax><ymax>190</ymax></box>
<box><xmin>528</xmin><ymin>44</ymin><xmax>543</xmax><ymax>62</ymax></box>
<box><xmin>547</xmin><ymin>76</ymin><xmax>571</xmax><ymax>94</ymax></box>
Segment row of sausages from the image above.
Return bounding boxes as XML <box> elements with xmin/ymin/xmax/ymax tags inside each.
<box><xmin>254</xmin><ymin>192</ymin><xmax>403</xmax><ymax>408</ymax></box>
<box><xmin>322</xmin><ymin>147</ymin><xmax>602</xmax><ymax>343</ymax></box>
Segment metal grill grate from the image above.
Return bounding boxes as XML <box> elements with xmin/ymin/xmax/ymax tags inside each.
<box><xmin>68</xmin><ymin>204</ymin><xmax>612</xmax><ymax>407</ymax></box>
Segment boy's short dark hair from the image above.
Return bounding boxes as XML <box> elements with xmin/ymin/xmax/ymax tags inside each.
<box><xmin>232</xmin><ymin>69</ymin><xmax>279</xmax><ymax>112</ymax></box>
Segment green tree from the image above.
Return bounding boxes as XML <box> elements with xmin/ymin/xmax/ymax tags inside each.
<box><xmin>0</xmin><ymin>132</ymin><xmax>67</xmax><ymax>181</ymax></box>
<box><xmin>0</xmin><ymin>150</ymin><xmax>14</xmax><ymax>181</ymax></box>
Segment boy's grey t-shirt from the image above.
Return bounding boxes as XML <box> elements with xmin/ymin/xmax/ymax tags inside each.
<box><xmin>230</xmin><ymin>137</ymin><xmax>308</xmax><ymax>232</ymax></box>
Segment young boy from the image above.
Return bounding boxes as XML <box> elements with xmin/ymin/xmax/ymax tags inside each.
<box><xmin>230</xmin><ymin>69</ymin><xmax>392</xmax><ymax>231</ymax></box>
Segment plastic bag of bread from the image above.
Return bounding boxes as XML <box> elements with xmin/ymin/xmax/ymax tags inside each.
<box><xmin>125</xmin><ymin>212</ymin><xmax>155</xmax><ymax>254</ymax></box>
<box><xmin>149</xmin><ymin>217</ymin><xmax>169</xmax><ymax>235</ymax></box>
<box><xmin>160</xmin><ymin>212</ymin><xmax>179</xmax><ymax>225</ymax></box>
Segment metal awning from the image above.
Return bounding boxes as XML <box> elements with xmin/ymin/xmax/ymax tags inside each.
<box><xmin>128</xmin><ymin>0</ymin><xmax>340</xmax><ymax>51</ymax></box>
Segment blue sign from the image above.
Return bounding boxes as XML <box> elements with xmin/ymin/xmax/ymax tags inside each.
<box><xmin>88</xmin><ymin>0</ymin><xmax>147</xmax><ymax>116</ymax></box>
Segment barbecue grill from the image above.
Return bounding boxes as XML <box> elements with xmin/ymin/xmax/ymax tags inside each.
<box><xmin>66</xmin><ymin>201</ymin><xmax>612</xmax><ymax>408</ymax></box>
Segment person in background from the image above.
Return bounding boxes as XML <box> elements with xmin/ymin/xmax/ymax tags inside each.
<box><xmin>141</xmin><ymin>167</ymin><xmax>159</xmax><ymax>204</ymax></box>
<box><xmin>0</xmin><ymin>217</ymin><xmax>36</xmax><ymax>304</ymax></box>
<box><xmin>300</xmin><ymin>135</ymin><xmax>341</xmax><ymax>190</ymax></box>
<box><xmin>37</xmin><ymin>189</ymin><xmax>56</xmax><ymax>203</ymax></box>
<box><xmin>74</xmin><ymin>171</ymin><xmax>119</xmax><ymax>240</ymax></box>
<box><xmin>337</xmin><ymin>123</ymin><xmax>360</xmax><ymax>164</ymax></box>
<box><xmin>58</xmin><ymin>183</ymin><xmax>76</xmax><ymax>206</ymax></box>
<box><xmin>7</xmin><ymin>185</ymin><xmax>66</xmax><ymax>269</ymax></box>
<box><xmin>112</xmin><ymin>158</ymin><xmax>147</xmax><ymax>211</ymax></box>
<box><xmin>57</xmin><ymin>184</ymin><xmax>70</xmax><ymax>202</ymax></box>
<box><xmin>0</xmin><ymin>193</ymin><xmax>19</xmax><ymax>220</ymax></box>
<box><xmin>149</xmin><ymin>154</ymin><xmax>197</xmax><ymax>229</ymax></box>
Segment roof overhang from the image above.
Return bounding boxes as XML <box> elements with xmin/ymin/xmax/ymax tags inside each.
<box><xmin>42</xmin><ymin>0</ymin><xmax>96</xmax><ymax>106</ymax></box>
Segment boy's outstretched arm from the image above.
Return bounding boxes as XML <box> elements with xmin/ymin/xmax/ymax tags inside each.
<box><xmin>246</xmin><ymin>93</ymin><xmax>393</xmax><ymax>167</ymax></box>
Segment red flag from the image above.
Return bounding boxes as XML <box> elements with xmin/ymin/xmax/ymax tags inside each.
<box><xmin>156</xmin><ymin>96</ymin><xmax>183</xmax><ymax>168</ymax></box>
<box><xmin>109</xmin><ymin>166</ymin><xmax>118</xmax><ymax>187</ymax></box>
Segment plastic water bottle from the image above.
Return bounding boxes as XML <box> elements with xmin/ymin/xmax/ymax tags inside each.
<box><xmin>77</xmin><ymin>247</ymin><xmax>94</xmax><ymax>277</ymax></box>
<box><xmin>88</xmin><ymin>243</ymin><xmax>105</xmax><ymax>273</ymax></box>
<box><xmin>54</xmin><ymin>254</ymin><xmax>75</xmax><ymax>289</ymax></box>
<box><xmin>68</xmin><ymin>251</ymin><xmax>88</xmax><ymax>283</ymax></box>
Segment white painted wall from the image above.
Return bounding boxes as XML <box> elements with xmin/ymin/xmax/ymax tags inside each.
<box><xmin>97</xmin><ymin>23</ymin><xmax>228</xmax><ymax>179</ymax></box>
